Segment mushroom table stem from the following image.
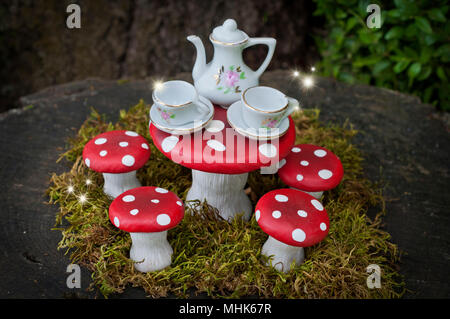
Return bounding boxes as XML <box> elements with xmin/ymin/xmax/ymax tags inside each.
<box><xmin>262</xmin><ymin>235</ymin><xmax>305</xmax><ymax>273</ymax></box>
<box><xmin>129</xmin><ymin>231</ymin><xmax>173</xmax><ymax>273</ymax></box>
<box><xmin>186</xmin><ymin>169</ymin><xmax>252</xmax><ymax>222</ymax></box>
<box><xmin>103</xmin><ymin>171</ymin><xmax>141</xmax><ymax>198</ymax></box>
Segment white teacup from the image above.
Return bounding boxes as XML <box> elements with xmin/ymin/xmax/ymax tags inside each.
<box><xmin>241</xmin><ymin>86</ymin><xmax>299</xmax><ymax>129</ymax></box>
<box><xmin>152</xmin><ymin>80</ymin><xmax>210</xmax><ymax>125</ymax></box>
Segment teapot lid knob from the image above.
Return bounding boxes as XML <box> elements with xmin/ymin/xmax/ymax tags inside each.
<box><xmin>211</xmin><ymin>18</ymin><xmax>249</xmax><ymax>45</ymax></box>
<box><xmin>223</xmin><ymin>19</ymin><xmax>237</xmax><ymax>31</ymax></box>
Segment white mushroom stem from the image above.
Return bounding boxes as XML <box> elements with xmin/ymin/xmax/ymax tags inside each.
<box><xmin>261</xmin><ymin>235</ymin><xmax>305</xmax><ymax>273</ymax></box>
<box><xmin>289</xmin><ymin>187</ymin><xmax>323</xmax><ymax>199</ymax></box>
<box><xmin>102</xmin><ymin>171</ymin><xmax>141</xmax><ymax>198</ymax></box>
<box><xmin>186</xmin><ymin>169</ymin><xmax>252</xmax><ymax>222</ymax></box>
<box><xmin>129</xmin><ymin>231</ymin><xmax>173</xmax><ymax>272</ymax></box>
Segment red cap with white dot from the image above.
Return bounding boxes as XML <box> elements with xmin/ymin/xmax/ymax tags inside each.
<box><xmin>109</xmin><ymin>186</ymin><xmax>184</xmax><ymax>233</ymax></box>
<box><xmin>278</xmin><ymin>144</ymin><xmax>344</xmax><ymax>192</ymax></box>
<box><xmin>149</xmin><ymin>106</ymin><xmax>296</xmax><ymax>174</ymax></box>
<box><xmin>82</xmin><ymin>130</ymin><xmax>151</xmax><ymax>173</ymax></box>
<box><xmin>255</xmin><ymin>188</ymin><xmax>329</xmax><ymax>247</ymax></box>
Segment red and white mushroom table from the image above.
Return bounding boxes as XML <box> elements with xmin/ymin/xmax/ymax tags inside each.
<box><xmin>149</xmin><ymin>105</ymin><xmax>296</xmax><ymax>221</ymax></box>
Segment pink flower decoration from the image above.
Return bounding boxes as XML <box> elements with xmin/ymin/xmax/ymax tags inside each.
<box><xmin>267</xmin><ymin>120</ymin><xmax>278</xmax><ymax>128</ymax></box>
<box><xmin>224</xmin><ymin>70</ymin><xmax>239</xmax><ymax>88</ymax></box>
<box><xmin>161</xmin><ymin>111</ymin><xmax>170</xmax><ymax>120</ymax></box>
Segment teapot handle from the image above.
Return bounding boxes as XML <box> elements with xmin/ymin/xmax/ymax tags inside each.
<box><xmin>244</xmin><ymin>37</ymin><xmax>277</xmax><ymax>79</ymax></box>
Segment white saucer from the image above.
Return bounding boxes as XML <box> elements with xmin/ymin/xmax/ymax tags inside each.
<box><xmin>150</xmin><ymin>96</ymin><xmax>215</xmax><ymax>135</ymax></box>
<box><xmin>226</xmin><ymin>101</ymin><xmax>290</xmax><ymax>140</ymax></box>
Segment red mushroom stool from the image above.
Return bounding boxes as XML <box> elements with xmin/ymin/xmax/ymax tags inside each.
<box><xmin>109</xmin><ymin>186</ymin><xmax>184</xmax><ymax>272</ymax></box>
<box><xmin>255</xmin><ymin>188</ymin><xmax>330</xmax><ymax>272</ymax></box>
<box><xmin>149</xmin><ymin>105</ymin><xmax>295</xmax><ymax>222</ymax></box>
<box><xmin>83</xmin><ymin>130</ymin><xmax>151</xmax><ymax>198</ymax></box>
<box><xmin>277</xmin><ymin>144</ymin><xmax>344</xmax><ymax>199</ymax></box>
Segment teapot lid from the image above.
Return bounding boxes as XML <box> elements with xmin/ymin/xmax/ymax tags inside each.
<box><xmin>210</xmin><ymin>19</ymin><xmax>249</xmax><ymax>45</ymax></box>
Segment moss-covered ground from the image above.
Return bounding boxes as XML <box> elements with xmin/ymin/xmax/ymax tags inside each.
<box><xmin>47</xmin><ymin>100</ymin><xmax>404</xmax><ymax>298</ymax></box>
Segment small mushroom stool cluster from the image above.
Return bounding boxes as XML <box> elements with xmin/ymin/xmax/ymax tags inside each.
<box><xmin>278</xmin><ymin>144</ymin><xmax>344</xmax><ymax>199</ymax></box>
<box><xmin>82</xmin><ymin>130</ymin><xmax>151</xmax><ymax>198</ymax></box>
<box><xmin>255</xmin><ymin>188</ymin><xmax>329</xmax><ymax>273</ymax></box>
<box><xmin>109</xmin><ymin>186</ymin><xmax>184</xmax><ymax>272</ymax></box>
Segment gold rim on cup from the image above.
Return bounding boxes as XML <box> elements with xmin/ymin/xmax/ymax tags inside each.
<box><xmin>241</xmin><ymin>86</ymin><xmax>289</xmax><ymax>114</ymax></box>
<box><xmin>152</xmin><ymin>92</ymin><xmax>193</xmax><ymax>108</ymax></box>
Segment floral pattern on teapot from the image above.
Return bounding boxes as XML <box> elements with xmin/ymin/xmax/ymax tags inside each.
<box><xmin>214</xmin><ymin>65</ymin><xmax>246</xmax><ymax>94</ymax></box>
<box><xmin>187</xmin><ymin>19</ymin><xmax>276</xmax><ymax>106</ymax></box>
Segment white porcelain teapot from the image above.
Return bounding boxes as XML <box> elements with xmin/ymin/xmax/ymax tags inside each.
<box><xmin>187</xmin><ymin>19</ymin><xmax>276</xmax><ymax>107</ymax></box>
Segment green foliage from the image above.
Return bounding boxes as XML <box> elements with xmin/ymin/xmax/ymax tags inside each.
<box><xmin>313</xmin><ymin>0</ymin><xmax>450</xmax><ymax>110</ymax></box>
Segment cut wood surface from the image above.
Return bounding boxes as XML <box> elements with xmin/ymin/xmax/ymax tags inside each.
<box><xmin>0</xmin><ymin>70</ymin><xmax>448</xmax><ymax>298</ymax></box>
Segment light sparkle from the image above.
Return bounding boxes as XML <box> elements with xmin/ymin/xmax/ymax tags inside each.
<box><xmin>302</xmin><ymin>76</ymin><xmax>314</xmax><ymax>88</ymax></box>
<box><xmin>153</xmin><ymin>80</ymin><xmax>164</xmax><ymax>91</ymax></box>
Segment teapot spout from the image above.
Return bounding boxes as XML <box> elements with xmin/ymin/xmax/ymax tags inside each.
<box><xmin>187</xmin><ymin>35</ymin><xmax>206</xmax><ymax>82</ymax></box>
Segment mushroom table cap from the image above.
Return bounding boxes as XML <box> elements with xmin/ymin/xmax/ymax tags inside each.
<box><xmin>278</xmin><ymin>144</ymin><xmax>344</xmax><ymax>192</ymax></box>
<box><xmin>149</xmin><ymin>105</ymin><xmax>296</xmax><ymax>174</ymax></box>
<box><xmin>255</xmin><ymin>188</ymin><xmax>329</xmax><ymax>247</ymax></box>
<box><xmin>83</xmin><ymin>130</ymin><xmax>150</xmax><ymax>173</ymax></box>
<box><xmin>109</xmin><ymin>186</ymin><xmax>184</xmax><ymax>233</ymax></box>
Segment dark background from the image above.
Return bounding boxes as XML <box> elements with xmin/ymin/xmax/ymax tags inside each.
<box><xmin>0</xmin><ymin>0</ymin><xmax>448</xmax><ymax>299</ymax></box>
<box><xmin>0</xmin><ymin>0</ymin><xmax>321</xmax><ymax>112</ymax></box>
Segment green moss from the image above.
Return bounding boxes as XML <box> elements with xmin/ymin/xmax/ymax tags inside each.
<box><xmin>117</xmin><ymin>79</ymin><xmax>129</xmax><ymax>85</ymax></box>
<box><xmin>47</xmin><ymin>99</ymin><xmax>404</xmax><ymax>298</ymax></box>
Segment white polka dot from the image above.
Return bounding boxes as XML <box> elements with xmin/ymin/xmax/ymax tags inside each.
<box><xmin>151</xmin><ymin>199</ymin><xmax>160</xmax><ymax>203</ymax></box>
<box><xmin>320</xmin><ymin>222</ymin><xmax>327</xmax><ymax>231</ymax></box>
<box><xmin>95</xmin><ymin>138</ymin><xmax>107</xmax><ymax>145</ymax></box>
<box><xmin>114</xmin><ymin>217</ymin><xmax>120</xmax><ymax>227</ymax></box>
<box><xmin>119</xmin><ymin>141</ymin><xmax>129</xmax><ymax>147</ymax></box>
<box><xmin>292</xmin><ymin>147</ymin><xmax>301</xmax><ymax>153</ymax></box>
<box><xmin>130</xmin><ymin>209</ymin><xmax>139</xmax><ymax>216</ymax></box>
<box><xmin>141</xmin><ymin>143</ymin><xmax>149</xmax><ymax>149</ymax></box>
<box><xmin>207</xmin><ymin>139</ymin><xmax>226</xmax><ymax>152</ymax></box>
<box><xmin>122</xmin><ymin>195</ymin><xmax>135</xmax><ymax>202</ymax></box>
<box><xmin>278</xmin><ymin>159</ymin><xmax>286</xmax><ymax>169</ymax></box>
<box><xmin>314</xmin><ymin>149</ymin><xmax>327</xmax><ymax>157</ymax></box>
<box><xmin>125</xmin><ymin>131</ymin><xmax>139</xmax><ymax>137</ymax></box>
<box><xmin>258</xmin><ymin>143</ymin><xmax>277</xmax><ymax>158</ymax></box>
<box><xmin>255</xmin><ymin>210</ymin><xmax>261</xmax><ymax>222</ymax></box>
<box><xmin>85</xmin><ymin>158</ymin><xmax>90</xmax><ymax>167</ymax></box>
<box><xmin>176</xmin><ymin>201</ymin><xmax>183</xmax><ymax>206</ymax></box>
<box><xmin>300</xmin><ymin>160</ymin><xmax>309</xmax><ymax>166</ymax></box>
<box><xmin>206</xmin><ymin>120</ymin><xmax>225</xmax><ymax>133</ymax></box>
<box><xmin>122</xmin><ymin>155</ymin><xmax>135</xmax><ymax>167</ymax></box>
<box><xmin>272</xmin><ymin>210</ymin><xmax>282</xmax><ymax>219</ymax></box>
<box><xmin>275</xmin><ymin>194</ymin><xmax>288</xmax><ymax>202</ymax></box>
<box><xmin>318</xmin><ymin>169</ymin><xmax>333</xmax><ymax>180</ymax></box>
<box><xmin>157</xmin><ymin>214</ymin><xmax>171</xmax><ymax>226</ymax></box>
<box><xmin>99</xmin><ymin>150</ymin><xmax>107</xmax><ymax>157</ymax></box>
<box><xmin>292</xmin><ymin>228</ymin><xmax>306</xmax><ymax>242</ymax></box>
<box><xmin>161</xmin><ymin>135</ymin><xmax>179</xmax><ymax>153</ymax></box>
<box><xmin>296</xmin><ymin>174</ymin><xmax>304</xmax><ymax>181</ymax></box>
<box><xmin>155</xmin><ymin>187</ymin><xmax>168</xmax><ymax>193</ymax></box>
<box><xmin>297</xmin><ymin>210</ymin><xmax>308</xmax><ymax>217</ymax></box>
<box><xmin>311</xmin><ymin>199</ymin><xmax>324</xmax><ymax>211</ymax></box>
